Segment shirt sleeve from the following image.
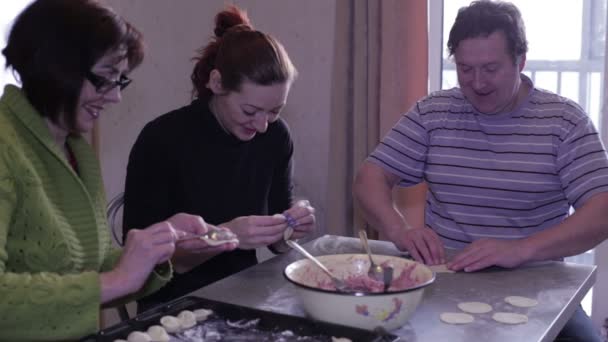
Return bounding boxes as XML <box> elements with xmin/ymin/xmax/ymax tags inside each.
<box><xmin>100</xmin><ymin>248</ymin><xmax>172</xmax><ymax>308</ymax></box>
<box><xmin>0</xmin><ymin>145</ymin><xmax>100</xmax><ymax>341</ymax></box>
<box><xmin>556</xmin><ymin>109</ymin><xmax>608</xmax><ymax>208</ymax></box>
<box><xmin>367</xmin><ymin>103</ymin><xmax>429</xmax><ymax>187</ymax></box>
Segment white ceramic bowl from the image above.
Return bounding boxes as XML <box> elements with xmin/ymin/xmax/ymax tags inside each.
<box><xmin>284</xmin><ymin>253</ymin><xmax>435</xmax><ymax>331</ymax></box>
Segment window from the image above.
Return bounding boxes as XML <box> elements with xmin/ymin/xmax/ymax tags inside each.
<box><xmin>0</xmin><ymin>1</ymin><xmax>34</xmax><ymax>94</ymax></box>
<box><xmin>440</xmin><ymin>0</ymin><xmax>606</xmax><ymax>127</ymax></box>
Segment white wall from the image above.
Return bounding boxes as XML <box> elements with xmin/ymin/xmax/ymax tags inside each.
<box><xmin>101</xmin><ymin>0</ymin><xmax>336</xmax><ymax>233</ymax></box>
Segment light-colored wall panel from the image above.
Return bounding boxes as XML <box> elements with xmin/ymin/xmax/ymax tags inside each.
<box><xmin>100</xmin><ymin>0</ymin><xmax>336</xmax><ymax>233</ymax></box>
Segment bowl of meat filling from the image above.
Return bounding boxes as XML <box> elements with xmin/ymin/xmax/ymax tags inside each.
<box><xmin>284</xmin><ymin>253</ymin><xmax>435</xmax><ymax>331</ymax></box>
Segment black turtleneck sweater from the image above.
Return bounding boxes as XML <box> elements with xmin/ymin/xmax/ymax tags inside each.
<box><xmin>123</xmin><ymin>98</ymin><xmax>294</xmax><ymax>310</ymax></box>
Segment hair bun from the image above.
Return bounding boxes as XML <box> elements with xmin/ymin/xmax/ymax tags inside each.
<box><xmin>214</xmin><ymin>5</ymin><xmax>252</xmax><ymax>38</ymax></box>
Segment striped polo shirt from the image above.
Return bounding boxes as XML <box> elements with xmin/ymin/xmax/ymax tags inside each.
<box><xmin>369</xmin><ymin>75</ymin><xmax>608</xmax><ymax>249</ymax></box>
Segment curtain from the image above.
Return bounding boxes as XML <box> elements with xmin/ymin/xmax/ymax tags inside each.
<box><xmin>326</xmin><ymin>0</ymin><xmax>428</xmax><ymax>238</ymax></box>
<box><xmin>591</xmin><ymin>7</ymin><xmax>608</xmax><ymax>331</ymax></box>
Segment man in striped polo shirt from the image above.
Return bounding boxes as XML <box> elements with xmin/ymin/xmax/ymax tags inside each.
<box><xmin>353</xmin><ymin>1</ymin><xmax>607</xmax><ymax>340</ymax></box>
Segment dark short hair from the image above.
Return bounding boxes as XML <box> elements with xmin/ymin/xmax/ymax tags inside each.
<box><xmin>447</xmin><ymin>0</ymin><xmax>528</xmax><ymax>63</ymax></box>
<box><xmin>191</xmin><ymin>5</ymin><xmax>297</xmax><ymax>102</ymax></box>
<box><xmin>2</xmin><ymin>0</ymin><xmax>144</xmax><ymax>131</ymax></box>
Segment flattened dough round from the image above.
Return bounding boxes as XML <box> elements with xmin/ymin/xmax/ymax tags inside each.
<box><xmin>440</xmin><ymin>312</ymin><xmax>474</xmax><ymax>324</ymax></box>
<box><xmin>504</xmin><ymin>296</ymin><xmax>538</xmax><ymax>308</ymax></box>
<box><xmin>457</xmin><ymin>301</ymin><xmax>493</xmax><ymax>314</ymax></box>
<box><xmin>492</xmin><ymin>312</ymin><xmax>528</xmax><ymax>324</ymax></box>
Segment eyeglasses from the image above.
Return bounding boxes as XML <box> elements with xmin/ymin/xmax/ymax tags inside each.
<box><xmin>86</xmin><ymin>71</ymin><xmax>132</xmax><ymax>94</ymax></box>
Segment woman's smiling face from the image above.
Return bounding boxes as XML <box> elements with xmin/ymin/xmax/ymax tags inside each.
<box><xmin>210</xmin><ymin>71</ymin><xmax>290</xmax><ymax>141</ymax></box>
<box><xmin>73</xmin><ymin>48</ymin><xmax>129</xmax><ymax>133</ymax></box>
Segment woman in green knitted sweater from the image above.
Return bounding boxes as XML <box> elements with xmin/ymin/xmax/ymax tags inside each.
<box><xmin>0</xmin><ymin>1</ymin><xmax>237</xmax><ymax>341</ymax></box>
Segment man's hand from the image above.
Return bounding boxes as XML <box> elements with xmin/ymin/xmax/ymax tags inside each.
<box><xmin>448</xmin><ymin>238</ymin><xmax>531</xmax><ymax>272</ymax></box>
<box><xmin>397</xmin><ymin>226</ymin><xmax>445</xmax><ymax>265</ymax></box>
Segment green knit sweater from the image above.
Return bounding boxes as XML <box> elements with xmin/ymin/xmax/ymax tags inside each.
<box><xmin>0</xmin><ymin>85</ymin><xmax>171</xmax><ymax>341</ymax></box>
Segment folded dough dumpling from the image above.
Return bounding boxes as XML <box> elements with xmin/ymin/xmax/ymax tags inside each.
<box><xmin>193</xmin><ymin>308</ymin><xmax>213</xmax><ymax>321</ymax></box>
<box><xmin>147</xmin><ymin>325</ymin><xmax>170</xmax><ymax>342</ymax></box>
<box><xmin>127</xmin><ymin>331</ymin><xmax>151</xmax><ymax>342</ymax></box>
<box><xmin>178</xmin><ymin>310</ymin><xmax>197</xmax><ymax>329</ymax></box>
<box><xmin>160</xmin><ymin>315</ymin><xmax>181</xmax><ymax>333</ymax></box>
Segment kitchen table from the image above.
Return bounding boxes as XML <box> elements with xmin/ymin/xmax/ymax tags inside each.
<box><xmin>191</xmin><ymin>235</ymin><xmax>596</xmax><ymax>341</ymax></box>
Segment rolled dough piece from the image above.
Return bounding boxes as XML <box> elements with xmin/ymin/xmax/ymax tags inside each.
<box><xmin>492</xmin><ymin>312</ymin><xmax>528</xmax><ymax>324</ymax></box>
<box><xmin>457</xmin><ymin>301</ymin><xmax>493</xmax><ymax>314</ymax></box>
<box><xmin>429</xmin><ymin>264</ymin><xmax>456</xmax><ymax>273</ymax></box>
<box><xmin>504</xmin><ymin>296</ymin><xmax>538</xmax><ymax>308</ymax></box>
<box><xmin>440</xmin><ymin>312</ymin><xmax>474</xmax><ymax>324</ymax></box>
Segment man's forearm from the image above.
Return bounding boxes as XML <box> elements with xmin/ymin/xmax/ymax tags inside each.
<box><xmin>523</xmin><ymin>192</ymin><xmax>608</xmax><ymax>262</ymax></box>
<box><xmin>353</xmin><ymin>164</ymin><xmax>411</xmax><ymax>242</ymax></box>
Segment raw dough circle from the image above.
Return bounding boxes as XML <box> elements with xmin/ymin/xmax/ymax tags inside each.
<box><xmin>492</xmin><ymin>312</ymin><xmax>528</xmax><ymax>324</ymax></box>
<box><xmin>504</xmin><ymin>296</ymin><xmax>538</xmax><ymax>308</ymax></box>
<box><xmin>457</xmin><ymin>301</ymin><xmax>493</xmax><ymax>314</ymax></box>
<box><xmin>440</xmin><ymin>312</ymin><xmax>475</xmax><ymax>324</ymax></box>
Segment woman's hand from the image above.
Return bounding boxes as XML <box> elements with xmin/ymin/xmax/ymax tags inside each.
<box><xmin>222</xmin><ymin>215</ymin><xmax>287</xmax><ymax>249</ymax></box>
<box><xmin>101</xmin><ymin>218</ymin><xmax>185</xmax><ymax>303</ymax></box>
<box><xmin>282</xmin><ymin>199</ymin><xmax>316</xmax><ymax>240</ymax></box>
<box><xmin>169</xmin><ymin>214</ymin><xmax>239</xmax><ymax>273</ymax></box>
<box><xmin>267</xmin><ymin>200</ymin><xmax>316</xmax><ymax>254</ymax></box>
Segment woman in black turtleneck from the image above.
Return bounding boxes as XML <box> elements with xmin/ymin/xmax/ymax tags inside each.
<box><xmin>123</xmin><ymin>5</ymin><xmax>316</xmax><ymax>312</ymax></box>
